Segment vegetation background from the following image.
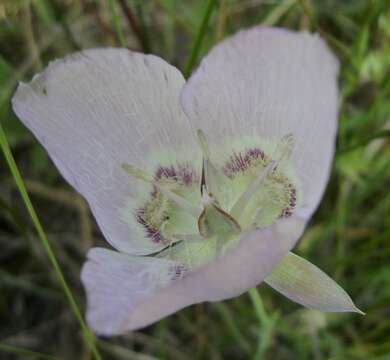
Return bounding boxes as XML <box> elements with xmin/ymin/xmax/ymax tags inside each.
<box><xmin>0</xmin><ymin>0</ymin><xmax>389</xmax><ymax>359</ymax></box>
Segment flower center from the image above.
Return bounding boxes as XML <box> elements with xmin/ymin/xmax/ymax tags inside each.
<box><xmin>122</xmin><ymin>131</ymin><xmax>300</xmax><ymax>272</ymax></box>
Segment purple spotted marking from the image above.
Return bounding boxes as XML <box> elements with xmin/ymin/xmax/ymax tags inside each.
<box><xmin>170</xmin><ymin>264</ymin><xmax>188</xmax><ymax>280</ymax></box>
<box><xmin>223</xmin><ymin>147</ymin><xmax>297</xmax><ymax>219</ymax></box>
<box><xmin>155</xmin><ymin>162</ymin><xmax>198</xmax><ymax>185</ymax></box>
<box><xmin>280</xmin><ymin>183</ymin><xmax>297</xmax><ymax>218</ymax></box>
<box><xmin>136</xmin><ymin>206</ymin><xmax>167</xmax><ymax>244</ymax></box>
<box><xmin>136</xmin><ymin>163</ymin><xmax>198</xmax><ymax>244</ymax></box>
<box><xmin>223</xmin><ymin>148</ymin><xmax>267</xmax><ymax>178</ymax></box>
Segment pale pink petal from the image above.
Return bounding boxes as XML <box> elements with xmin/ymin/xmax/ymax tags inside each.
<box><xmin>82</xmin><ymin>217</ymin><xmax>305</xmax><ymax>334</ymax></box>
<box><xmin>181</xmin><ymin>27</ymin><xmax>339</xmax><ymax>220</ymax></box>
<box><xmin>81</xmin><ymin>248</ymin><xmax>181</xmax><ymax>335</ymax></box>
<box><xmin>12</xmin><ymin>49</ymin><xmax>199</xmax><ymax>255</ymax></box>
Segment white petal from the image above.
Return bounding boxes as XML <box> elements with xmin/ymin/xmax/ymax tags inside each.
<box><xmin>181</xmin><ymin>27</ymin><xmax>339</xmax><ymax>219</ymax></box>
<box><xmin>265</xmin><ymin>252</ymin><xmax>363</xmax><ymax>314</ymax></box>
<box><xmin>12</xmin><ymin>49</ymin><xmax>199</xmax><ymax>255</ymax></box>
<box><xmin>82</xmin><ymin>217</ymin><xmax>305</xmax><ymax>334</ymax></box>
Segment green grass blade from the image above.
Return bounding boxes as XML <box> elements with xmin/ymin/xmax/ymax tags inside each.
<box><xmin>263</xmin><ymin>0</ymin><xmax>296</xmax><ymax>26</ymax></box>
<box><xmin>134</xmin><ymin>1</ymin><xmax>151</xmax><ymax>53</ymax></box>
<box><xmin>0</xmin><ymin>343</ymin><xmax>58</xmax><ymax>360</ymax></box>
<box><xmin>108</xmin><ymin>0</ymin><xmax>126</xmax><ymax>47</ymax></box>
<box><xmin>337</xmin><ymin>129</ymin><xmax>390</xmax><ymax>154</ymax></box>
<box><xmin>214</xmin><ymin>303</ymin><xmax>252</xmax><ymax>354</ymax></box>
<box><xmin>184</xmin><ymin>0</ymin><xmax>216</xmax><ymax>78</ymax></box>
<box><xmin>0</xmin><ymin>124</ymin><xmax>102</xmax><ymax>360</ymax></box>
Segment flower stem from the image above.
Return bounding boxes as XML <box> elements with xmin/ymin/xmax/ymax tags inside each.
<box><xmin>0</xmin><ymin>124</ymin><xmax>102</xmax><ymax>360</ymax></box>
<box><xmin>184</xmin><ymin>0</ymin><xmax>216</xmax><ymax>78</ymax></box>
<box><xmin>248</xmin><ymin>287</ymin><xmax>278</xmax><ymax>360</ymax></box>
<box><xmin>248</xmin><ymin>287</ymin><xmax>269</xmax><ymax>324</ymax></box>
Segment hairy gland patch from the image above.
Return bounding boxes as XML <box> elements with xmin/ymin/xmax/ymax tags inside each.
<box><xmin>124</xmin><ymin>133</ymin><xmax>300</xmax><ymax>275</ymax></box>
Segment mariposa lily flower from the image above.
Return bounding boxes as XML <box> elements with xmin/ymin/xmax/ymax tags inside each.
<box><xmin>12</xmin><ymin>26</ymin><xmax>363</xmax><ymax>336</ymax></box>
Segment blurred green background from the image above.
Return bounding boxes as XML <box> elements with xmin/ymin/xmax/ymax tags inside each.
<box><xmin>0</xmin><ymin>0</ymin><xmax>389</xmax><ymax>359</ymax></box>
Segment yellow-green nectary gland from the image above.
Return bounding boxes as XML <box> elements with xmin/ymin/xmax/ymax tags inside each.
<box><xmin>135</xmin><ymin>164</ymin><xmax>201</xmax><ymax>244</ymax></box>
<box><xmin>225</xmin><ymin>151</ymin><xmax>298</xmax><ymax>228</ymax></box>
<box><xmin>134</xmin><ymin>140</ymin><xmax>300</xmax><ymax>271</ymax></box>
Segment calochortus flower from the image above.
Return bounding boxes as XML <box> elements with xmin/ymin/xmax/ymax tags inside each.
<box><xmin>12</xmin><ymin>27</ymin><xmax>363</xmax><ymax>335</ymax></box>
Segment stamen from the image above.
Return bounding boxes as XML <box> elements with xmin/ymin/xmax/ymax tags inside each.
<box><xmin>156</xmin><ymin>185</ymin><xmax>201</xmax><ymax>218</ymax></box>
<box><xmin>122</xmin><ymin>163</ymin><xmax>153</xmax><ymax>182</ymax></box>
<box><xmin>122</xmin><ymin>163</ymin><xmax>202</xmax><ymax>218</ymax></box>
<box><xmin>230</xmin><ymin>160</ymin><xmax>276</xmax><ymax>219</ymax></box>
<box><xmin>229</xmin><ymin>133</ymin><xmax>295</xmax><ymax>219</ymax></box>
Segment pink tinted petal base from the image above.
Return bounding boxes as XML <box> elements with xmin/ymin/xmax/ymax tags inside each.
<box><xmin>82</xmin><ymin>217</ymin><xmax>305</xmax><ymax>335</ymax></box>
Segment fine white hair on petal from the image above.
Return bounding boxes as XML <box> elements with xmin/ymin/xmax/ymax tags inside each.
<box><xmin>82</xmin><ymin>217</ymin><xmax>305</xmax><ymax>334</ymax></box>
<box><xmin>12</xmin><ymin>48</ymin><xmax>199</xmax><ymax>255</ymax></box>
<box><xmin>181</xmin><ymin>26</ymin><xmax>339</xmax><ymax>220</ymax></box>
